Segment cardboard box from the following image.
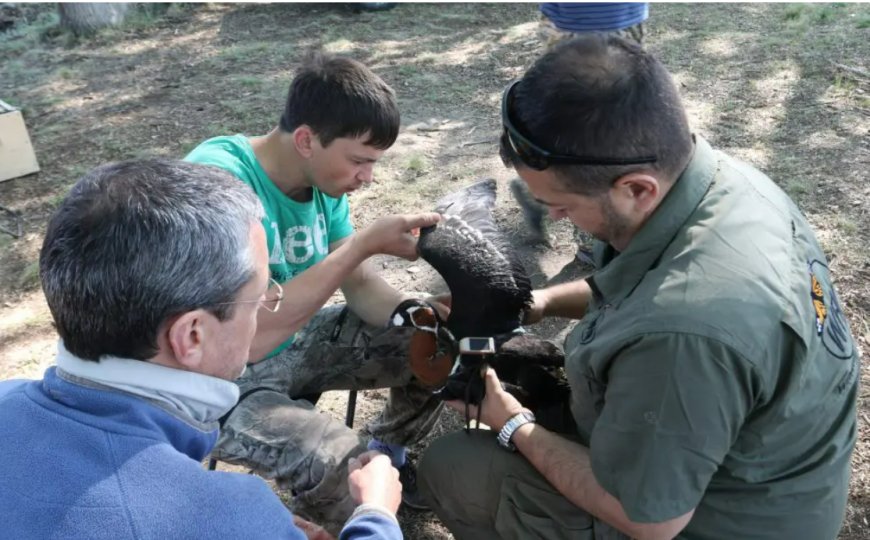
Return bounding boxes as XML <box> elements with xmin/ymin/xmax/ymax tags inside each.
<box><xmin>0</xmin><ymin>99</ymin><xmax>40</xmax><ymax>182</ymax></box>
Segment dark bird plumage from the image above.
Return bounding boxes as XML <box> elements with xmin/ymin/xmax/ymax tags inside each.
<box><xmin>390</xmin><ymin>179</ymin><xmax>569</xmax><ymax>424</ymax></box>
<box><xmin>418</xmin><ymin>178</ymin><xmax>532</xmax><ymax>340</ymax></box>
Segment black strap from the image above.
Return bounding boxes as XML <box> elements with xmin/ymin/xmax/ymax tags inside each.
<box><xmin>330</xmin><ymin>306</ymin><xmax>358</xmax><ymax>428</ymax></box>
<box><xmin>330</xmin><ymin>305</ymin><xmax>350</xmax><ymax>343</ymax></box>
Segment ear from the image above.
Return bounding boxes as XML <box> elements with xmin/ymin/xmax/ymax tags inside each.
<box><xmin>293</xmin><ymin>125</ymin><xmax>316</xmax><ymax>158</ymax></box>
<box><xmin>166</xmin><ymin>309</ymin><xmax>208</xmax><ymax>371</ymax></box>
<box><xmin>610</xmin><ymin>172</ymin><xmax>661</xmax><ymax>214</ymax></box>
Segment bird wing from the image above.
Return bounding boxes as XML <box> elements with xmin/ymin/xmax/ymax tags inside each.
<box><xmin>418</xmin><ymin>178</ymin><xmax>532</xmax><ymax>339</ymax></box>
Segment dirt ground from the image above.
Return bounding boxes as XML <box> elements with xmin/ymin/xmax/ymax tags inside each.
<box><xmin>1</xmin><ymin>3</ymin><xmax>869</xmax><ymax>539</ymax></box>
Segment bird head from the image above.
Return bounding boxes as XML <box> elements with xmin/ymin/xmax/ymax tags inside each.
<box><xmin>389</xmin><ymin>299</ymin><xmax>457</xmax><ymax>388</ymax></box>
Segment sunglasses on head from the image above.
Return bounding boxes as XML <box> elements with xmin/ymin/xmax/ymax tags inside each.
<box><xmin>500</xmin><ymin>80</ymin><xmax>658</xmax><ymax>171</ymax></box>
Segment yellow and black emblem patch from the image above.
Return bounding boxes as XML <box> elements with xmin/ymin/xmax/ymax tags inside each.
<box><xmin>810</xmin><ymin>273</ymin><xmax>826</xmax><ymax>335</ymax></box>
<box><xmin>808</xmin><ymin>259</ymin><xmax>853</xmax><ymax>361</ymax></box>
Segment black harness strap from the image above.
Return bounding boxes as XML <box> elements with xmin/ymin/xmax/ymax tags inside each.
<box><xmin>217</xmin><ymin>386</ymin><xmax>273</xmax><ymax>429</ymax></box>
<box><xmin>329</xmin><ymin>306</ymin><xmax>358</xmax><ymax>428</ymax></box>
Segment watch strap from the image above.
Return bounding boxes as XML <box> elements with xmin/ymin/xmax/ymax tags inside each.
<box><xmin>497</xmin><ymin>410</ymin><xmax>536</xmax><ymax>451</ymax></box>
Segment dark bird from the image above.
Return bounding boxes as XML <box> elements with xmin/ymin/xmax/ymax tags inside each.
<box><xmin>390</xmin><ymin>179</ymin><xmax>569</xmax><ymax>425</ymax></box>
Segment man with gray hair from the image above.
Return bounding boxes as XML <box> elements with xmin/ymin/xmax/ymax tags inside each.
<box><xmin>0</xmin><ymin>159</ymin><xmax>407</xmax><ymax>540</ymax></box>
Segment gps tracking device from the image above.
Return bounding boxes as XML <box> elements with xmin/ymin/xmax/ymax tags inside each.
<box><xmin>458</xmin><ymin>337</ymin><xmax>496</xmax><ymax>356</ymax></box>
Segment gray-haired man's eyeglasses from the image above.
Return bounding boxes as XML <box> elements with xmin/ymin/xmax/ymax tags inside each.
<box><xmin>214</xmin><ymin>277</ymin><xmax>284</xmax><ymax>313</ymax></box>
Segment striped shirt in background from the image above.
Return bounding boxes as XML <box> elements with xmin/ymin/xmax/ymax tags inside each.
<box><xmin>540</xmin><ymin>2</ymin><xmax>649</xmax><ymax>32</ymax></box>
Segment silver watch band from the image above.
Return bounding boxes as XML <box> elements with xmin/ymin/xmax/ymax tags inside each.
<box><xmin>497</xmin><ymin>410</ymin><xmax>536</xmax><ymax>451</ymax></box>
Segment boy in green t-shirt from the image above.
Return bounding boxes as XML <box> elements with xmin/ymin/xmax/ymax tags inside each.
<box><xmin>186</xmin><ymin>53</ymin><xmax>448</xmax><ymax>524</ymax></box>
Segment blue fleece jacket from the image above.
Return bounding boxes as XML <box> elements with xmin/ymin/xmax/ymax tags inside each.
<box><xmin>0</xmin><ymin>367</ymin><xmax>401</xmax><ymax>540</ymax></box>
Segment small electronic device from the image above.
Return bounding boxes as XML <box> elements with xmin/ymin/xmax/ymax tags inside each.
<box><xmin>458</xmin><ymin>336</ymin><xmax>496</xmax><ymax>356</ymax></box>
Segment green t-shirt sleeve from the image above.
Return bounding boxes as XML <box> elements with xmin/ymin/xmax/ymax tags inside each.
<box><xmin>589</xmin><ymin>333</ymin><xmax>756</xmax><ymax>523</ymax></box>
<box><xmin>183</xmin><ymin>138</ymin><xmax>254</xmax><ymax>190</ymax></box>
<box><xmin>328</xmin><ymin>194</ymin><xmax>354</xmax><ymax>243</ymax></box>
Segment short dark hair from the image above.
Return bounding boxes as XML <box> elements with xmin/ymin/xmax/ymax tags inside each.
<box><xmin>279</xmin><ymin>52</ymin><xmax>400</xmax><ymax>149</ymax></box>
<box><xmin>40</xmin><ymin>159</ymin><xmax>265</xmax><ymax>361</ymax></box>
<box><xmin>501</xmin><ymin>34</ymin><xmax>693</xmax><ymax>195</ymax></box>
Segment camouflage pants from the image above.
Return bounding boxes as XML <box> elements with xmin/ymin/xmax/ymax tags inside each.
<box><xmin>537</xmin><ymin>15</ymin><xmax>645</xmax><ymax>50</ymax></box>
<box><xmin>213</xmin><ymin>304</ymin><xmax>444</xmax><ymax>527</ymax></box>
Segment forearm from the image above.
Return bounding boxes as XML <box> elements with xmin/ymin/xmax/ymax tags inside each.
<box><xmin>512</xmin><ymin>423</ymin><xmax>691</xmax><ymax>540</ymax></box>
<box><xmin>342</xmin><ymin>262</ymin><xmax>406</xmax><ymax>327</ymax></box>
<box><xmin>535</xmin><ymin>279</ymin><xmax>592</xmax><ymax>320</ymax></box>
<box><xmin>250</xmin><ymin>237</ymin><xmax>370</xmax><ymax>361</ymax></box>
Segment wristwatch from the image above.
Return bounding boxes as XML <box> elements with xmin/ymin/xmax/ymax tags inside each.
<box><xmin>497</xmin><ymin>410</ymin><xmax>536</xmax><ymax>451</ymax></box>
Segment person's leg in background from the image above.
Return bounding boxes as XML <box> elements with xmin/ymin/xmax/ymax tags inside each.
<box><xmin>515</xmin><ymin>4</ymin><xmax>649</xmax><ymax>262</ymax></box>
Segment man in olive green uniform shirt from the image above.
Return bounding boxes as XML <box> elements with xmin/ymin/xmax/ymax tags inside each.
<box><xmin>419</xmin><ymin>35</ymin><xmax>857</xmax><ymax>540</ymax></box>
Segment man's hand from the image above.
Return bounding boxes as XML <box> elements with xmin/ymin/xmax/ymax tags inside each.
<box><xmin>347</xmin><ymin>451</ymin><xmax>402</xmax><ymax>514</ymax></box>
<box><xmin>356</xmin><ymin>213</ymin><xmax>441</xmax><ymax>260</ymax></box>
<box><xmin>522</xmin><ymin>289</ymin><xmax>547</xmax><ymax>325</ymax></box>
<box><xmin>446</xmin><ymin>367</ymin><xmax>527</xmax><ymax>432</ymax></box>
<box><xmin>292</xmin><ymin>516</ymin><xmax>336</xmax><ymax>540</ymax></box>
<box><xmin>423</xmin><ymin>292</ymin><xmax>452</xmax><ymax>320</ymax></box>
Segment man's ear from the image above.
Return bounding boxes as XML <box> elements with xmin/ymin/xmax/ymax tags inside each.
<box><xmin>611</xmin><ymin>172</ymin><xmax>662</xmax><ymax>215</ymax></box>
<box><xmin>294</xmin><ymin>125</ymin><xmax>315</xmax><ymax>158</ymax></box>
<box><xmin>166</xmin><ymin>310</ymin><xmax>208</xmax><ymax>371</ymax></box>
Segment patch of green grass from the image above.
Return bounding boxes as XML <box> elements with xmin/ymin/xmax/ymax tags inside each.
<box><xmin>177</xmin><ymin>138</ymin><xmax>204</xmax><ymax>156</ymax></box>
<box><xmin>324</xmin><ymin>38</ymin><xmax>356</xmax><ymax>53</ymax></box>
<box><xmin>832</xmin><ymin>74</ymin><xmax>858</xmax><ymax>94</ymax></box>
<box><xmin>785</xmin><ymin>178</ymin><xmax>811</xmax><ymax>199</ymax></box>
<box><xmin>56</xmin><ymin>66</ymin><xmax>77</xmax><ymax>80</ymax></box>
<box><xmin>815</xmin><ymin>5</ymin><xmax>836</xmax><ymax>23</ymax></box>
<box><xmin>235</xmin><ymin>75</ymin><xmax>265</xmax><ymax>89</ymax></box>
<box><xmin>0</xmin><ymin>36</ymin><xmax>30</xmax><ymax>55</ymax></box>
<box><xmin>91</xmin><ymin>4</ymin><xmax>171</xmax><ymax>42</ymax></box>
<box><xmin>406</xmin><ymin>154</ymin><xmax>429</xmax><ymax>174</ymax></box>
<box><xmin>0</xmin><ymin>9</ymin><xmax>59</xmax><ymax>49</ymax></box>
<box><xmin>47</xmin><ymin>191</ymin><xmax>68</xmax><ymax>208</ymax></box>
<box><xmin>17</xmin><ymin>261</ymin><xmax>41</xmax><ymax>290</ymax></box>
<box><xmin>64</xmin><ymin>164</ymin><xmax>90</xmax><ymax>182</ymax></box>
<box><xmin>783</xmin><ymin>4</ymin><xmax>806</xmax><ymax>21</ymax></box>
<box><xmin>206</xmin><ymin>122</ymin><xmax>243</xmax><ymax>137</ymax></box>
<box><xmin>835</xmin><ymin>215</ymin><xmax>859</xmax><ymax>236</ymax></box>
<box><xmin>858</xmin><ymin>14</ymin><xmax>870</xmax><ymax>29</ymax></box>
<box><xmin>216</xmin><ymin>42</ymin><xmax>271</xmax><ymax>62</ymax></box>
<box><xmin>219</xmin><ymin>99</ymin><xmax>258</xmax><ymax>122</ymax></box>
<box><xmin>2</xmin><ymin>58</ymin><xmax>44</xmax><ymax>83</ymax></box>
<box><xmin>100</xmin><ymin>138</ymin><xmax>134</xmax><ymax>160</ymax></box>
<box><xmin>397</xmin><ymin>64</ymin><xmax>419</xmax><ymax>78</ymax></box>
<box><xmin>783</xmin><ymin>3</ymin><xmax>849</xmax><ymax>27</ymax></box>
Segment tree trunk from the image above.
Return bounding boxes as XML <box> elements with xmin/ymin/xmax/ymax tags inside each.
<box><xmin>58</xmin><ymin>3</ymin><xmax>130</xmax><ymax>36</ymax></box>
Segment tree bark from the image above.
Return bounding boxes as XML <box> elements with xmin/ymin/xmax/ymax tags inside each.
<box><xmin>58</xmin><ymin>3</ymin><xmax>130</xmax><ymax>36</ymax></box>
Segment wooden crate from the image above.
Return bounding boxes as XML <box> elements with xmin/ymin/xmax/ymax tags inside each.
<box><xmin>0</xmin><ymin>99</ymin><xmax>40</xmax><ymax>182</ymax></box>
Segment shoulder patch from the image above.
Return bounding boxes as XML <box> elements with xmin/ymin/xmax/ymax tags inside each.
<box><xmin>808</xmin><ymin>259</ymin><xmax>853</xmax><ymax>360</ymax></box>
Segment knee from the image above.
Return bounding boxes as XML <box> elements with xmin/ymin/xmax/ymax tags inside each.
<box><xmin>418</xmin><ymin>430</ymin><xmax>495</xmax><ymax>507</ymax></box>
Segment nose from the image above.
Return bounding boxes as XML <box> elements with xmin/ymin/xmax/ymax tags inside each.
<box><xmin>357</xmin><ymin>163</ymin><xmax>374</xmax><ymax>184</ymax></box>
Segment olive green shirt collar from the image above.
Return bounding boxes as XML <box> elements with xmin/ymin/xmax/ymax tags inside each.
<box><xmin>590</xmin><ymin>135</ymin><xmax>720</xmax><ymax>306</ymax></box>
